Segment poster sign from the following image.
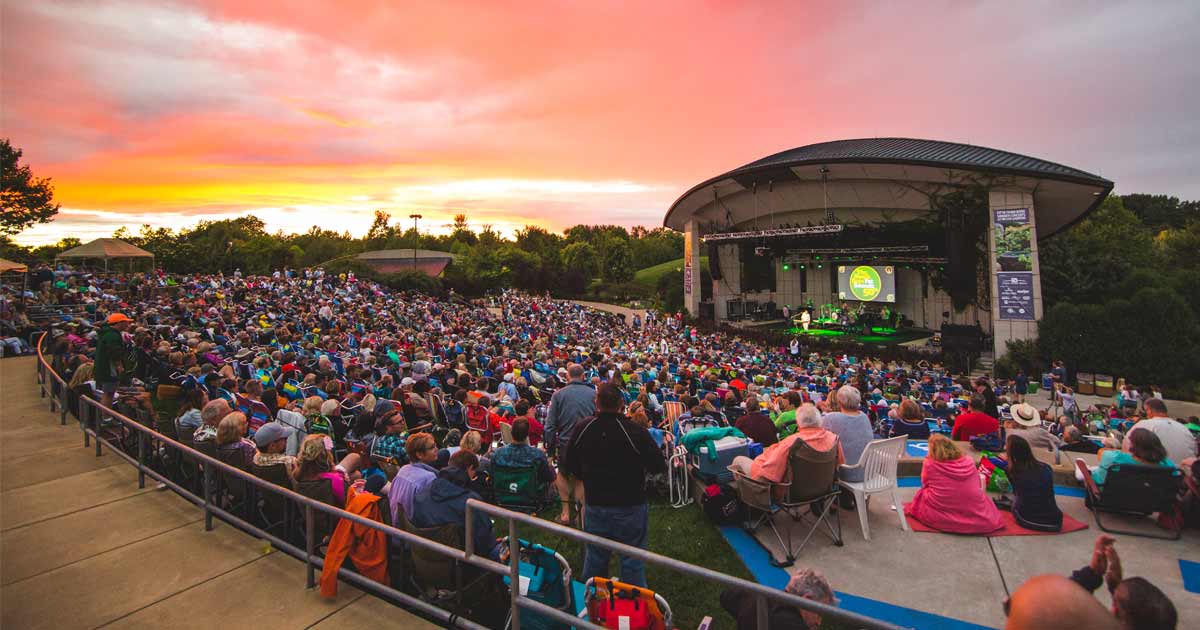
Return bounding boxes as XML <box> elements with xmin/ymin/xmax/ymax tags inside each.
<box><xmin>683</xmin><ymin>237</ymin><xmax>693</xmax><ymax>296</ymax></box>
<box><xmin>993</xmin><ymin>207</ymin><xmax>1033</xmax><ymax>272</ymax></box>
<box><xmin>997</xmin><ymin>272</ymin><xmax>1035</xmax><ymax>320</ymax></box>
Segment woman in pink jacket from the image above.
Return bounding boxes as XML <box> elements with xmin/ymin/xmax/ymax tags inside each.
<box><xmin>905</xmin><ymin>434</ymin><xmax>1004</xmax><ymax>534</ymax></box>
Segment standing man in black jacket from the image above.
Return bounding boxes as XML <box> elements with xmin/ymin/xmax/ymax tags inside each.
<box><xmin>561</xmin><ymin>383</ymin><xmax>665</xmax><ymax>587</ymax></box>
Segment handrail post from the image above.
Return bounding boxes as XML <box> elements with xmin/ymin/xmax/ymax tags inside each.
<box><xmin>94</xmin><ymin>408</ymin><xmax>103</xmax><ymax>457</ymax></box>
<box><xmin>508</xmin><ymin>520</ymin><xmax>521</xmax><ymax>630</ymax></box>
<box><xmin>83</xmin><ymin>401</ymin><xmax>91</xmax><ymax>448</ymax></box>
<box><xmin>305</xmin><ymin>504</ymin><xmax>316</xmax><ymax>589</ymax></box>
<box><xmin>756</xmin><ymin>593</ymin><xmax>768</xmax><ymax>630</ymax></box>
<box><xmin>203</xmin><ymin>461</ymin><xmax>214</xmax><ymax>531</ymax></box>
<box><xmin>137</xmin><ymin>430</ymin><xmax>147</xmax><ymax>489</ymax></box>
<box><xmin>59</xmin><ymin>381</ymin><xmax>68</xmax><ymax>425</ymax></box>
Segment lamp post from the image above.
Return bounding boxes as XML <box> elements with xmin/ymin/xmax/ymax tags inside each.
<box><xmin>408</xmin><ymin>214</ymin><xmax>422</xmax><ymax>270</ymax></box>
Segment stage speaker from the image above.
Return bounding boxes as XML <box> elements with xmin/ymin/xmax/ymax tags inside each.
<box><xmin>726</xmin><ymin>299</ymin><xmax>744</xmax><ymax>320</ymax></box>
<box><xmin>945</xmin><ymin>206</ymin><xmax>978</xmax><ymax>298</ymax></box>
<box><xmin>708</xmin><ymin>243</ymin><xmax>721</xmax><ymax>280</ymax></box>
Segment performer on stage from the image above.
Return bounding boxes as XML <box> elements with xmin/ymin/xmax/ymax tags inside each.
<box><xmin>800</xmin><ymin>309</ymin><xmax>811</xmax><ymax>331</ymax></box>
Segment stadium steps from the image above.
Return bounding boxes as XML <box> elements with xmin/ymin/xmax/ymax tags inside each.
<box><xmin>0</xmin><ymin>356</ymin><xmax>439</xmax><ymax>630</ymax></box>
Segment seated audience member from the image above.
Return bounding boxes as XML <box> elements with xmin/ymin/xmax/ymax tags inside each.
<box><xmin>410</xmin><ymin>450</ymin><xmax>503</xmax><ymax>561</ymax></box>
<box><xmin>253</xmin><ymin>421</ymin><xmax>298</xmax><ymax>477</ymax></box>
<box><xmin>435</xmin><ymin>428</ymin><xmax>463</xmax><ymax>468</ymax></box>
<box><xmin>1004</xmin><ymin>574</ymin><xmax>1121</xmax><ymax>630</ymax></box>
<box><xmin>994</xmin><ymin>435</ymin><xmax>1062</xmax><ymax>532</ymax></box>
<box><xmin>1066</xmin><ymin>535</ymin><xmax>1178</xmax><ymax>630</ymax></box>
<box><xmin>905</xmin><ymin>434</ymin><xmax>1004</xmax><ymax>534</ymax></box>
<box><xmin>1060</xmin><ymin>425</ymin><xmax>1101</xmax><ymax>454</ymax></box>
<box><xmin>193</xmin><ymin>399</ymin><xmax>231</xmax><ymax>443</ymax></box>
<box><xmin>293</xmin><ymin>434</ymin><xmax>361</xmax><ymax>507</ymax></box>
<box><xmin>491</xmin><ymin>417</ymin><xmax>556</xmax><ymax>486</ymax></box>
<box><xmin>731</xmin><ymin>403</ymin><xmax>843</xmax><ymax>484</ymax></box>
<box><xmin>370</xmin><ymin>399</ymin><xmax>408</xmax><ymax>464</ymax></box>
<box><xmin>951</xmin><ymin>393</ymin><xmax>1000</xmax><ymax>442</ymax></box>
<box><xmin>175</xmin><ymin>389</ymin><xmax>207</xmax><ymax>432</ymax></box>
<box><xmin>734</xmin><ymin>394</ymin><xmax>778</xmax><ymax>447</ymax></box>
<box><xmin>215</xmin><ymin>412</ymin><xmax>256</xmax><ymax>462</ymax></box>
<box><xmin>771</xmin><ymin>391</ymin><xmax>803</xmax><ymax>439</ymax></box>
<box><xmin>512</xmin><ymin>400</ymin><xmax>545</xmax><ymax>446</ymax></box>
<box><xmin>889</xmin><ymin>398</ymin><xmax>931</xmax><ymax>440</ymax></box>
<box><xmin>1090</xmin><ymin>429</ymin><xmax>1175</xmax><ymax>486</ymax></box>
<box><xmin>387</xmin><ymin>432</ymin><xmax>439</xmax><ymax>524</ymax></box>
<box><xmin>822</xmin><ymin>386</ymin><xmax>874</xmax><ymax>482</ymax></box>
<box><xmin>721</xmin><ymin>568</ymin><xmax>836</xmax><ymax>630</ymax></box>
<box><xmin>1005</xmin><ymin>403</ymin><xmax>1062</xmax><ymax>452</ymax></box>
<box><xmin>1124</xmin><ymin>398</ymin><xmax>1196</xmax><ymax>466</ymax></box>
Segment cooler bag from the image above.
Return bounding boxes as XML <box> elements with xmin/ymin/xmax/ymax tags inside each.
<box><xmin>691</xmin><ymin>436</ymin><xmax>749</xmax><ymax>483</ymax></box>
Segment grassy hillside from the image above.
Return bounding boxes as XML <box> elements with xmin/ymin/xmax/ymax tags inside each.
<box><xmin>632</xmin><ymin>256</ymin><xmax>707</xmax><ymax>288</ymax></box>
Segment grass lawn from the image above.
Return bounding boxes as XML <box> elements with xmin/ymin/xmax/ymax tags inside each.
<box><xmin>506</xmin><ymin>496</ymin><xmax>752</xmax><ymax>629</ymax></box>
<box><xmin>632</xmin><ymin>257</ymin><xmax>708</xmax><ymax>289</ymax></box>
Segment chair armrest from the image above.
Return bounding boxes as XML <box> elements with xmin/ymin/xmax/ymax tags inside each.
<box><xmin>1075</xmin><ymin>459</ymin><xmax>1100</xmax><ymax>497</ymax></box>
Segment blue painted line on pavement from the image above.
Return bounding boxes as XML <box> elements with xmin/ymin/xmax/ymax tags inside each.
<box><xmin>719</xmin><ymin>526</ymin><xmax>995</xmax><ymax>630</ymax></box>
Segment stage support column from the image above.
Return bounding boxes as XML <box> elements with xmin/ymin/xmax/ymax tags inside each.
<box><xmin>683</xmin><ymin>219</ymin><xmax>701</xmax><ymax>318</ymax></box>
<box><xmin>988</xmin><ymin>190</ymin><xmax>1043</xmax><ymax>359</ymax></box>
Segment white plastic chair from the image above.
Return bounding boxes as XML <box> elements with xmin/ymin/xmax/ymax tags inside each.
<box><xmin>837</xmin><ymin>435</ymin><xmax>909</xmax><ymax>541</ymax></box>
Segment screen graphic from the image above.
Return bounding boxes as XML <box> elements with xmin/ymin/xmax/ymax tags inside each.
<box><xmin>838</xmin><ymin>265</ymin><xmax>895</xmax><ymax>303</ymax></box>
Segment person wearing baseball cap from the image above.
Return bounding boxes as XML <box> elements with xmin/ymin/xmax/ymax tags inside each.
<box><xmin>1004</xmin><ymin>403</ymin><xmax>1063</xmax><ymax>452</ymax></box>
<box><xmin>253</xmin><ymin>421</ymin><xmax>298</xmax><ymax>476</ymax></box>
<box><xmin>94</xmin><ymin>312</ymin><xmax>133</xmax><ymax>412</ymax></box>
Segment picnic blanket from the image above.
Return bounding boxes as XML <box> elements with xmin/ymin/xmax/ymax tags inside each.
<box><xmin>905</xmin><ymin>508</ymin><xmax>1088</xmax><ymax>537</ymax></box>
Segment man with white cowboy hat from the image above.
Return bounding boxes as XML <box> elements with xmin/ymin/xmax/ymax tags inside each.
<box><xmin>1005</xmin><ymin>402</ymin><xmax>1063</xmax><ymax>452</ymax></box>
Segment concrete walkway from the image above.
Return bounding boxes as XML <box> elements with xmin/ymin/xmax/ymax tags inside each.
<box><xmin>0</xmin><ymin>356</ymin><xmax>438</xmax><ymax>630</ymax></box>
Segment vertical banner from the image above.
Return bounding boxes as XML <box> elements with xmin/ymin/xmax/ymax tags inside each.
<box><xmin>996</xmin><ymin>272</ymin><xmax>1035</xmax><ymax>320</ymax></box>
<box><xmin>993</xmin><ymin>208</ymin><xmax>1034</xmax><ymax>320</ymax></box>
<box><xmin>683</xmin><ymin>236</ymin><xmax>693</xmax><ymax>296</ymax></box>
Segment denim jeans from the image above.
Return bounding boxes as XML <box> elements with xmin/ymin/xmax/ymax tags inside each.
<box><xmin>582</xmin><ymin>503</ymin><xmax>649</xmax><ymax>587</ymax></box>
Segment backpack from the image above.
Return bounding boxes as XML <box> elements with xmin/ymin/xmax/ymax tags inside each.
<box><xmin>701</xmin><ymin>484</ymin><xmax>744</xmax><ymax>525</ymax></box>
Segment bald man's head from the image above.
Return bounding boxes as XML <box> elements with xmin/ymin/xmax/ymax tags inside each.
<box><xmin>1005</xmin><ymin>575</ymin><xmax>1120</xmax><ymax>630</ymax></box>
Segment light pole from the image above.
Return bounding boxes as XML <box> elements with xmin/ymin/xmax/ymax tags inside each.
<box><xmin>408</xmin><ymin>214</ymin><xmax>422</xmax><ymax>270</ymax></box>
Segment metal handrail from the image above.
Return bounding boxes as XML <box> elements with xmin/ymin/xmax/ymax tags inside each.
<box><xmin>32</xmin><ymin>332</ymin><xmax>906</xmax><ymax>630</ymax></box>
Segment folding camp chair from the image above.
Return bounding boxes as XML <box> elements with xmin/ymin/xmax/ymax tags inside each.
<box><xmin>492</xmin><ymin>463</ymin><xmax>550</xmax><ymax>513</ymax></box>
<box><xmin>250</xmin><ymin>462</ymin><xmax>292</xmax><ymax>536</ymax></box>
<box><xmin>662</xmin><ymin>401</ymin><xmax>685</xmax><ymax>425</ymax></box>
<box><xmin>728</xmin><ymin>437</ymin><xmax>842</xmax><ymax>567</ymax></box>
<box><xmin>501</xmin><ymin>538</ymin><xmax>574</xmax><ymax>630</ymax></box>
<box><xmin>405</xmin><ymin>520</ymin><xmax>502</xmax><ymax>616</ymax></box>
<box><xmin>1076</xmin><ymin>460</ymin><xmax>1184</xmax><ymax>540</ymax></box>
<box><xmin>215</xmin><ymin>446</ymin><xmax>252</xmax><ymax>519</ymax></box>
<box><xmin>583</xmin><ymin>577</ymin><xmax>672</xmax><ymax>630</ymax></box>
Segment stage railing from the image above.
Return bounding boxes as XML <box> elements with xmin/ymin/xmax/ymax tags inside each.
<box><xmin>32</xmin><ymin>332</ymin><xmax>905</xmax><ymax>630</ymax></box>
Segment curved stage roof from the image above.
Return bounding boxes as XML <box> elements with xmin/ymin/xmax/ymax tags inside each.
<box><xmin>664</xmin><ymin>138</ymin><xmax>1113</xmax><ymax>238</ymax></box>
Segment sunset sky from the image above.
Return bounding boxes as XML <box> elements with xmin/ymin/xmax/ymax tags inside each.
<box><xmin>4</xmin><ymin>0</ymin><xmax>1199</xmax><ymax>245</ymax></box>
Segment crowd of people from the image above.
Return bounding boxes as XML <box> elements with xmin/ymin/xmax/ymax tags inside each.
<box><xmin>17</xmin><ymin>267</ymin><xmax>1197</xmax><ymax>630</ymax></box>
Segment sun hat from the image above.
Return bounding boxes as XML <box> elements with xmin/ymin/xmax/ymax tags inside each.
<box><xmin>1010</xmin><ymin>403</ymin><xmax>1041</xmax><ymax>427</ymax></box>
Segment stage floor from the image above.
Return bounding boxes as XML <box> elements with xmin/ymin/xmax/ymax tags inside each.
<box><xmin>773</xmin><ymin>323</ymin><xmax>933</xmax><ymax>346</ymax></box>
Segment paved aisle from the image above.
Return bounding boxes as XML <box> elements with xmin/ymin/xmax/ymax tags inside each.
<box><xmin>0</xmin><ymin>357</ymin><xmax>438</xmax><ymax>630</ymax></box>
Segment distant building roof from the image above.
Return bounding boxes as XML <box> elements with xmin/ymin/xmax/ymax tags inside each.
<box><xmin>56</xmin><ymin>238</ymin><xmax>155</xmax><ymax>260</ymax></box>
<box><xmin>355</xmin><ymin>249</ymin><xmax>457</xmax><ymax>262</ymax></box>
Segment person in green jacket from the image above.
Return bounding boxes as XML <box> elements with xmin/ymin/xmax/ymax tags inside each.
<box><xmin>771</xmin><ymin>391</ymin><xmax>804</xmax><ymax>439</ymax></box>
<box><xmin>94</xmin><ymin>313</ymin><xmax>132</xmax><ymax>412</ymax></box>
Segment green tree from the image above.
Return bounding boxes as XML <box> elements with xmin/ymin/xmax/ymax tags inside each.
<box><xmin>561</xmin><ymin>241</ymin><xmax>599</xmax><ymax>279</ymax></box>
<box><xmin>1040</xmin><ymin>196</ymin><xmax>1155</xmax><ymax>306</ymax></box>
<box><xmin>598</xmin><ymin>236</ymin><xmax>634</xmax><ymax>283</ymax></box>
<box><xmin>1</xmin><ymin>139</ymin><xmax>61</xmax><ymax>236</ymax></box>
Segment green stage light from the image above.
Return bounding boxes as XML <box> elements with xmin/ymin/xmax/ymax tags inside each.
<box><xmin>783</xmin><ymin>264</ymin><xmax>789</xmax><ymax>270</ymax></box>
<box><xmin>799</xmin><ymin>264</ymin><xmax>806</xmax><ymax>269</ymax></box>
<box><xmin>816</xmin><ymin>263</ymin><xmax>823</xmax><ymax>269</ymax></box>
